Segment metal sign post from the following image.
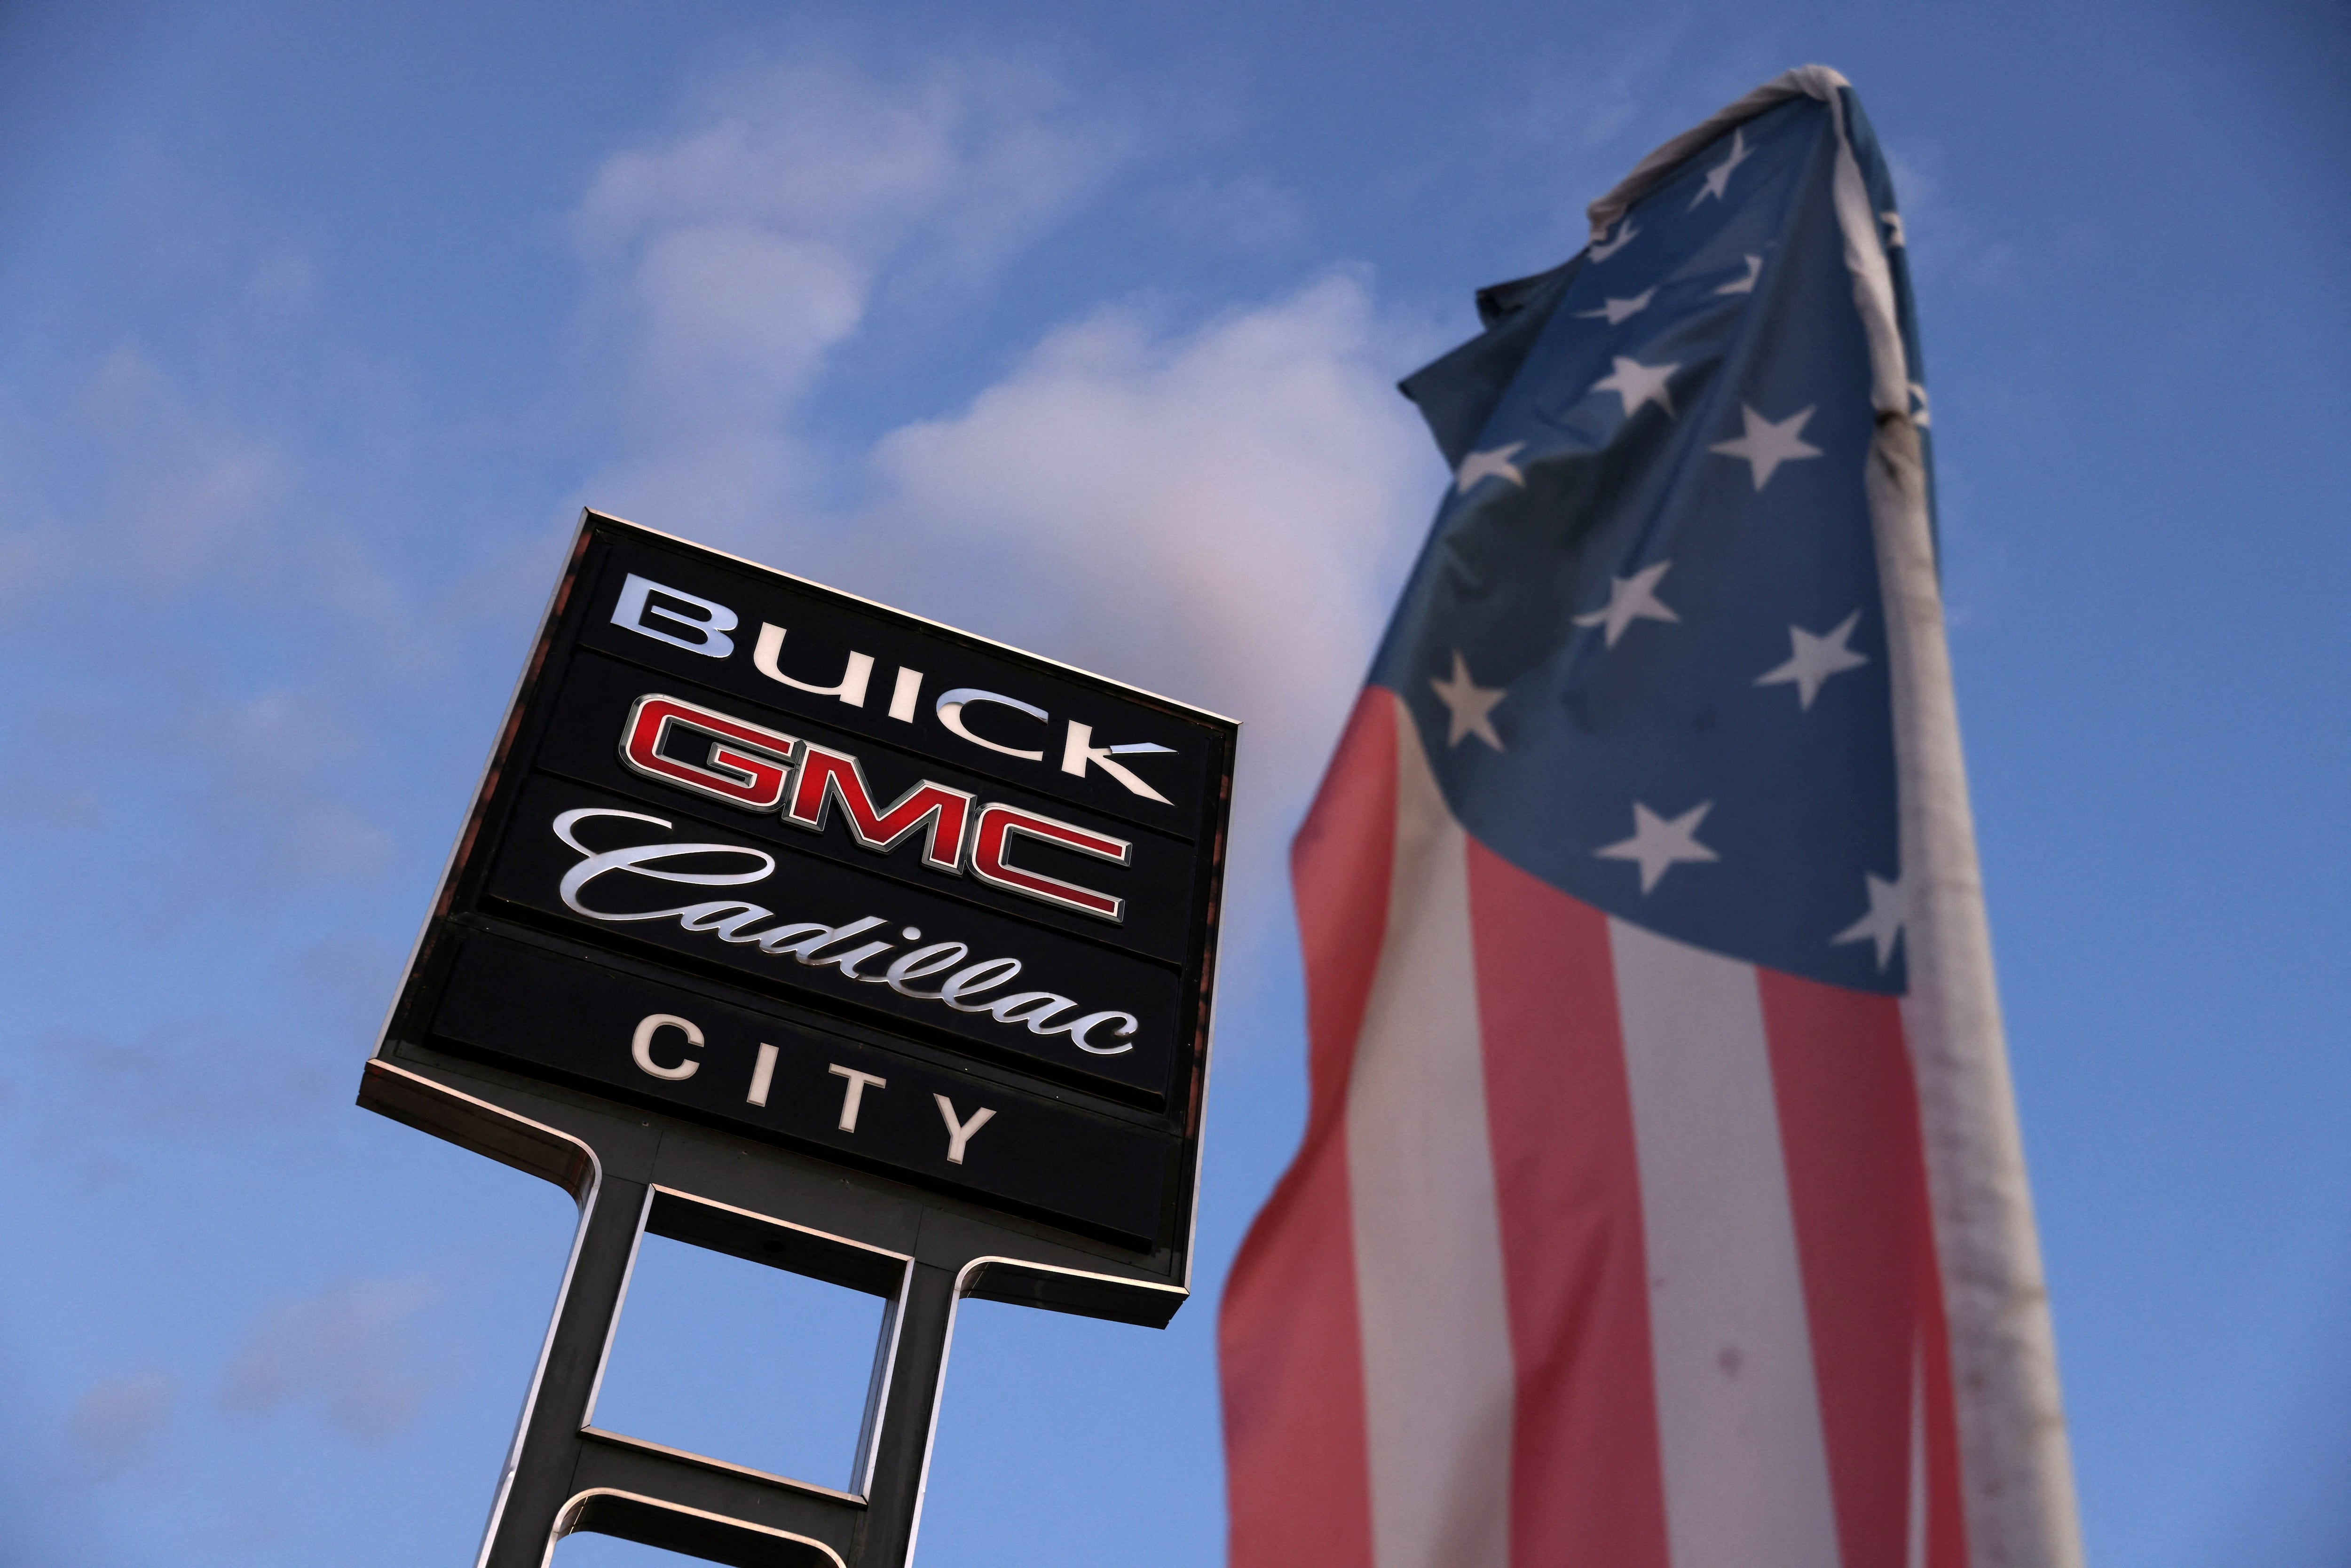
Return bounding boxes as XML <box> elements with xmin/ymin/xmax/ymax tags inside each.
<box><xmin>361</xmin><ymin>511</ymin><xmax>1233</xmax><ymax>1568</ymax></box>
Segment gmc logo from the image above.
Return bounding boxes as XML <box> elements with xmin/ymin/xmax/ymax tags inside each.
<box><xmin>619</xmin><ymin>693</ymin><xmax>1132</xmax><ymax>924</ymax></box>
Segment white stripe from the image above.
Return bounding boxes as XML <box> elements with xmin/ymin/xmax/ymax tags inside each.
<box><xmin>1345</xmin><ymin>696</ymin><xmax>1513</xmax><ymax>1568</ymax></box>
<box><xmin>1609</xmin><ymin>918</ymin><xmax>1840</xmax><ymax>1568</ymax></box>
<box><xmin>1907</xmin><ymin>1335</ymin><xmax>1929</xmax><ymax>1568</ymax></box>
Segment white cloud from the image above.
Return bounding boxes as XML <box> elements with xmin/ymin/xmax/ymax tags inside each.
<box><xmin>75</xmin><ymin>347</ymin><xmax>287</xmax><ymax>594</ymax></box>
<box><xmin>217</xmin><ymin>1276</ymin><xmax>440</xmax><ymax>1446</ymax></box>
<box><xmin>572</xmin><ymin>56</ymin><xmax>1125</xmax><ymax>530</ymax></box>
<box><xmin>0</xmin><ymin>342</ymin><xmax>289</xmax><ymax>611</ymax></box>
<box><xmin>575</xmin><ymin>57</ymin><xmax>1117</xmax><ymax>284</ymax></box>
<box><xmin>66</xmin><ymin>1371</ymin><xmax>175</xmax><ymax>1480</ymax></box>
<box><xmin>31</xmin><ymin>1011</ymin><xmax>339</xmax><ymax>1144</ymax></box>
<box><xmin>179</xmin><ymin>685</ymin><xmax>394</xmax><ymax>885</ymax></box>
<box><xmin>1153</xmin><ymin>174</ymin><xmax>1309</xmax><ymax>255</ymax></box>
<box><xmin>852</xmin><ymin>273</ymin><xmax>1444</xmax><ymax>950</ymax></box>
<box><xmin>869</xmin><ymin>272</ymin><xmax>1433</xmax><ymax>749</ymax></box>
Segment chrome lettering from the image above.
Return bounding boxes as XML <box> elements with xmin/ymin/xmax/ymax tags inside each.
<box><xmin>886</xmin><ymin>667</ymin><xmax>923</xmax><ymax>722</ymax></box>
<box><xmin>759</xmin><ymin>915</ymin><xmax>887</xmax><ymax>963</ymax></box>
<box><xmin>611</xmin><ymin>574</ymin><xmax>736</xmax><ymax>658</ymax></box>
<box><xmin>747</xmin><ymin>1042</ymin><xmax>780</xmax><ymax>1106</ymax></box>
<box><xmin>984</xmin><ymin>992</ymin><xmax>1081</xmax><ymax>1032</ymax></box>
<box><xmin>556</xmin><ymin>809</ymin><xmax>776</xmax><ymax>918</ymax></box>
<box><xmin>939</xmin><ymin>957</ymin><xmax>1023</xmax><ymax>1011</ymax></box>
<box><xmin>935</xmin><ymin>687</ymin><xmax>1048</xmax><ymax>760</ymax></box>
<box><xmin>828</xmin><ymin>1064</ymin><xmax>886</xmax><ymax>1131</ymax></box>
<box><xmin>631</xmin><ymin>1013</ymin><xmax>704</xmax><ymax>1080</ymax></box>
<box><xmin>1064</xmin><ymin>1010</ymin><xmax>1141</xmax><ymax>1055</ymax></box>
<box><xmin>678</xmin><ymin>902</ymin><xmax>779</xmax><ymax>942</ymax></box>
<box><xmin>933</xmin><ymin>1095</ymin><xmax>996</xmax><ymax>1164</ymax></box>
<box><xmin>753</xmin><ymin>623</ymin><xmax>875</xmax><ymax>707</ymax></box>
<box><xmin>877</xmin><ymin>942</ymin><xmax>968</xmax><ymax>996</ymax></box>
<box><xmin>1060</xmin><ymin>721</ymin><xmax>1175</xmax><ymax>804</ymax></box>
<box><xmin>550</xmin><ymin>811</ymin><xmax>1136</xmax><ymax>1057</ymax></box>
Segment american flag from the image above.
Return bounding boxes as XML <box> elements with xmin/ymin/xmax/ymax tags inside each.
<box><xmin>1219</xmin><ymin>68</ymin><xmax>2081</xmax><ymax>1568</ymax></box>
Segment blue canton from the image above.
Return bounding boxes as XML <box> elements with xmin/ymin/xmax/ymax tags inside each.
<box><xmin>1379</xmin><ymin>92</ymin><xmax>1927</xmax><ymax>993</ymax></box>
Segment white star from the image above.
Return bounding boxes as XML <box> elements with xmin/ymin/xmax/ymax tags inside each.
<box><xmin>1591</xmin><ymin>218</ymin><xmax>1639</xmax><ymax>262</ymax></box>
<box><xmin>1832</xmin><ymin>872</ymin><xmax>1907</xmax><ymax>969</ymax></box>
<box><xmin>1715</xmin><ymin>253</ymin><xmax>1763</xmax><ymax>296</ymax></box>
<box><xmin>1572</xmin><ymin>559</ymin><xmax>1680</xmax><ymax>646</ymax></box>
<box><xmin>1880</xmin><ymin>210</ymin><xmax>1905</xmax><ymax>247</ymax></box>
<box><xmin>1455</xmin><ymin>442</ymin><xmax>1527</xmax><ymax>494</ymax></box>
<box><xmin>1593</xmin><ymin>355</ymin><xmax>1679</xmax><ymax>420</ymax></box>
<box><xmin>1689</xmin><ymin>127</ymin><xmax>1754</xmax><ymax>208</ymax></box>
<box><xmin>1596</xmin><ymin>801</ymin><xmax>1719</xmax><ymax>894</ymax></box>
<box><xmin>1710</xmin><ymin>403</ymin><xmax>1823</xmax><ymax>490</ymax></box>
<box><xmin>1755</xmin><ymin>611</ymin><xmax>1870</xmax><ymax>709</ymax></box>
<box><xmin>1429</xmin><ymin>650</ymin><xmax>1506</xmax><ymax>750</ymax></box>
<box><xmin>1575</xmin><ymin>287</ymin><xmax>1657</xmax><ymax>324</ymax></box>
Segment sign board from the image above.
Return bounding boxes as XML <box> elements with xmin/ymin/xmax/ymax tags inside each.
<box><xmin>376</xmin><ymin>511</ymin><xmax>1233</xmax><ymax>1256</ymax></box>
<box><xmin>363</xmin><ymin>509</ymin><xmax>1235</xmax><ymax>1567</ymax></box>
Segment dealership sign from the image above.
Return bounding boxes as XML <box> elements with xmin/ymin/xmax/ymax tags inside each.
<box><xmin>362</xmin><ymin>511</ymin><xmax>1233</xmax><ymax>1567</ymax></box>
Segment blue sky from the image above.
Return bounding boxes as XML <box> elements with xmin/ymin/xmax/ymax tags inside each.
<box><xmin>0</xmin><ymin>3</ymin><xmax>2343</xmax><ymax>1565</ymax></box>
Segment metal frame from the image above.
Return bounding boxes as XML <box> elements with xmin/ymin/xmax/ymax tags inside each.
<box><xmin>361</xmin><ymin>1050</ymin><xmax>1187</xmax><ymax>1568</ymax></box>
<box><xmin>579</xmin><ymin>1184</ymin><xmax>914</xmax><ymax>1504</ymax></box>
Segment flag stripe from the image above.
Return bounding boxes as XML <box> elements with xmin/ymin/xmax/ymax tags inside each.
<box><xmin>1346</xmin><ymin>699</ymin><xmax>1514</xmax><ymax>1568</ymax></box>
<box><xmin>1221</xmin><ymin>1150</ymin><xmax>1374</xmax><ymax>1565</ymax></box>
<box><xmin>1466</xmin><ymin>841</ymin><xmax>1671</xmax><ymax>1568</ymax></box>
<box><xmin>1297</xmin><ymin>689</ymin><xmax>1407</xmax><ymax>1116</ymax></box>
<box><xmin>1608</xmin><ymin>918</ymin><xmax>1842</xmax><ymax>1568</ymax></box>
<box><xmin>1220</xmin><ymin>690</ymin><xmax>1397</xmax><ymax>1568</ymax></box>
<box><xmin>1757</xmin><ymin>968</ymin><xmax>1946</xmax><ymax>1568</ymax></box>
<box><xmin>1909</xmin><ymin>1174</ymin><xmax>1971</xmax><ymax>1568</ymax></box>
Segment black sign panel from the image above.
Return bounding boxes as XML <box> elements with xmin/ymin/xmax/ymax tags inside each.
<box><xmin>377</xmin><ymin>512</ymin><xmax>1234</xmax><ymax>1251</ymax></box>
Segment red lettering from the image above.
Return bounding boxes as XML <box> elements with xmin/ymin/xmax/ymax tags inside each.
<box><xmin>969</xmin><ymin>804</ymin><xmax>1128</xmax><ymax>923</ymax></box>
<box><xmin>620</xmin><ymin>694</ymin><xmax>798</xmax><ymax>811</ymax></box>
<box><xmin>786</xmin><ymin>745</ymin><xmax>973</xmax><ymax>874</ymax></box>
<box><xmin>618</xmin><ymin>695</ymin><xmax>1132</xmax><ymax>921</ymax></box>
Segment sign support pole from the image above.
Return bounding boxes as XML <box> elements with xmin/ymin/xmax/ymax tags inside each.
<box><xmin>368</xmin><ymin>1056</ymin><xmax>1170</xmax><ymax>1568</ymax></box>
<box><xmin>459</xmin><ymin>1125</ymin><xmax>960</xmax><ymax>1568</ymax></box>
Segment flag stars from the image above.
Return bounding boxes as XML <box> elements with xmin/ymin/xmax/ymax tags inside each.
<box><xmin>1716</xmin><ymin>253</ymin><xmax>1763</xmax><ymax>296</ymax></box>
<box><xmin>1594</xmin><ymin>356</ymin><xmax>1679</xmax><ymax>421</ymax></box>
<box><xmin>1756</xmin><ymin>611</ymin><xmax>1869</xmax><ymax>709</ymax></box>
<box><xmin>1710</xmin><ymin>403</ymin><xmax>1822</xmax><ymax>490</ymax></box>
<box><xmin>1576</xmin><ymin>287</ymin><xmax>1657</xmax><ymax>325</ymax></box>
<box><xmin>1832</xmin><ymin>872</ymin><xmax>1907</xmax><ymax>969</ymax></box>
<box><xmin>1689</xmin><ymin>127</ymin><xmax>1754</xmax><ymax>209</ymax></box>
<box><xmin>1591</xmin><ymin>218</ymin><xmax>1639</xmax><ymax>261</ymax></box>
<box><xmin>1597</xmin><ymin>801</ymin><xmax>1719</xmax><ymax>893</ymax></box>
<box><xmin>1429</xmin><ymin>650</ymin><xmax>1507</xmax><ymax>750</ymax></box>
<box><xmin>1574</xmin><ymin>560</ymin><xmax>1680</xmax><ymax>646</ymax></box>
<box><xmin>1455</xmin><ymin>442</ymin><xmax>1527</xmax><ymax>495</ymax></box>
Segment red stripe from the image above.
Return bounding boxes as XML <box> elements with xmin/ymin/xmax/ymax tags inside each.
<box><xmin>1466</xmin><ymin>842</ymin><xmax>1672</xmax><ymax>1568</ymax></box>
<box><xmin>1916</xmin><ymin>1181</ymin><xmax>1969</xmax><ymax>1568</ymax></box>
<box><xmin>1221</xmin><ymin>688</ymin><xmax>1397</xmax><ymax>1568</ymax></box>
<box><xmin>1756</xmin><ymin>970</ymin><xmax>1967</xmax><ymax>1568</ymax></box>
